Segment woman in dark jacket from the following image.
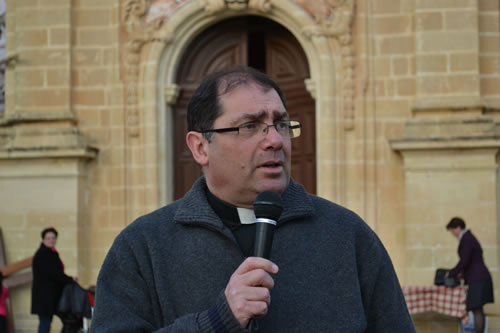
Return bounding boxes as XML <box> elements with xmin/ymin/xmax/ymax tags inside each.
<box><xmin>31</xmin><ymin>227</ymin><xmax>75</xmax><ymax>333</ymax></box>
<box><xmin>446</xmin><ymin>217</ymin><xmax>494</xmax><ymax>333</ymax></box>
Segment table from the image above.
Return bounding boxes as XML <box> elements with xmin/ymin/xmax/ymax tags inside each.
<box><xmin>402</xmin><ymin>285</ymin><xmax>467</xmax><ymax>319</ymax></box>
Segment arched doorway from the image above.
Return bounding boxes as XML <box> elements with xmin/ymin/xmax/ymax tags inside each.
<box><xmin>173</xmin><ymin>16</ymin><xmax>316</xmax><ymax>199</ymax></box>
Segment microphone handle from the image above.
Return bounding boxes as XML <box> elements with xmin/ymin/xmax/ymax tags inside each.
<box><xmin>253</xmin><ymin>219</ymin><xmax>276</xmax><ymax>259</ymax></box>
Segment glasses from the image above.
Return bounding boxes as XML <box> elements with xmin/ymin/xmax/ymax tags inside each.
<box><xmin>199</xmin><ymin>120</ymin><xmax>301</xmax><ymax>139</ymax></box>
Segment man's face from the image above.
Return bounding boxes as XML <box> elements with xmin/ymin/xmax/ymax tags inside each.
<box><xmin>203</xmin><ymin>82</ymin><xmax>292</xmax><ymax>207</ymax></box>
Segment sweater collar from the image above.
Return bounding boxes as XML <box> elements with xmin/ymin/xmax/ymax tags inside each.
<box><xmin>174</xmin><ymin>176</ymin><xmax>314</xmax><ymax>229</ymax></box>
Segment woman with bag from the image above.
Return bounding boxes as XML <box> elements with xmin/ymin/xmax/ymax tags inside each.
<box><xmin>446</xmin><ymin>217</ymin><xmax>494</xmax><ymax>333</ymax></box>
<box><xmin>31</xmin><ymin>227</ymin><xmax>76</xmax><ymax>333</ymax></box>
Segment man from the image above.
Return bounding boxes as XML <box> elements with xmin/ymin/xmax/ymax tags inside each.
<box><xmin>446</xmin><ymin>217</ymin><xmax>494</xmax><ymax>333</ymax></box>
<box><xmin>91</xmin><ymin>66</ymin><xmax>415</xmax><ymax>332</ymax></box>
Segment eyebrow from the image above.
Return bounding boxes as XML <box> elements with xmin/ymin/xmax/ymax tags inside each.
<box><xmin>231</xmin><ymin>110</ymin><xmax>289</xmax><ymax>126</ymax></box>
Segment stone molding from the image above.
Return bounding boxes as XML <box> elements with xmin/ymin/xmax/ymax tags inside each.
<box><xmin>123</xmin><ymin>0</ymin><xmax>175</xmax><ymax>137</ymax></box>
<box><xmin>0</xmin><ymin>111</ymin><xmax>76</xmax><ymax>126</ymax></box>
<box><xmin>201</xmin><ymin>0</ymin><xmax>271</xmax><ymax>14</ymax></box>
<box><xmin>389</xmin><ymin>116</ymin><xmax>500</xmax><ymax>152</ymax></box>
<box><xmin>123</xmin><ymin>0</ymin><xmax>356</xmax><ymax>134</ymax></box>
<box><xmin>164</xmin><ymin>84</ymin><xmax>180</xmax><ymax>106</ymax></box>
<box><xmin>0</xmin><ymin>126</ymin><xmax>98</xmax><ymax>159</ymax></box>
<box><xmin>296</xmin><ymin>0</ymin><xmax>356</xmax><ymax>129</ymax></box>
<box><xmin>132</xmin><ymin>0</ymin><xmax>353</xmax><ymax>204</ymax></box>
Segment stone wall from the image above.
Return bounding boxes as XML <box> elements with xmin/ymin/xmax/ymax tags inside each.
<box><xmin>0</xmin><ymin>0</ymin><xmax>498</xmax><ymax>332</ymax></box>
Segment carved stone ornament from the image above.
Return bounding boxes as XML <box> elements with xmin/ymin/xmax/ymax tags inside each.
<box><xmin>201</xmin><ymin>0</ymin><xmax>271</xmax><ymax>14</ymax></box>
<box><xmin>123</xmin><ymin>0</ymin><xmax>182</xmax><ymax>136</ymax></box>
<box><xmin>295</xmin><ymin>0</ymin><xmax>356</xmax><ymax>129</ymax></box>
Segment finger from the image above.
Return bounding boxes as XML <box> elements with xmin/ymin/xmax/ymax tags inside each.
<box><xmin>240</xmin><ymin>269</ymin><xmax>275</xmax><ymax>289</ymax></box>
<box><xmin>244</xmin><ymin>287</ymin><xmax>272</xmax><ymax>305</ymax></box>
<box><xmin>234</xmin><ymin>257</ymin><xmax>279</xmax><ymax>275</ymax></box>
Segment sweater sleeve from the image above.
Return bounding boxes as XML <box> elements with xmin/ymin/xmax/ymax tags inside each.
<box><xmin>357</xmin><ymin>231</ymin><xmax>416</xmax><ymax>333</ymax></box>
<box><xmin>448</xmin><ymin>237</ymin><xmax>472</xmax><ymax>278</ymax></box>
<box><xmin>91</xmin><ymin>233</ymin><xmax>246</xmax><ymax>333</ymax></box>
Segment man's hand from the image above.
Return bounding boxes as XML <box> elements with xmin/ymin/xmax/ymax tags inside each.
<box><xmin>224</xmin><ymin>257</ymin><xmax>279</xmax><ymax>328</ymax></box>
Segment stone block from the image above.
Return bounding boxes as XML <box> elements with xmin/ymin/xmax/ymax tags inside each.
<box><xmin>16</xmin><ymin>30</ymin><xmax>48</xmax><ymax>47</ymax></box>
<box><xmin>77</xmin><ymin>29</ymin><xmax>116</xmax><ymax>47</ymax></box>
<box><xmin>482</xmin><ymin>77</ymin><xmax>500</xmax><ymax>96</ymax></box>
<box><xmin>416</xmin><ymin>12</ymin><xmax>443</xmax><ymax>31</ymax></box>
<box><xmin>73</xmin><ymin>49</ymin><xmax>103</xmax><ymax>66</ymax></box>
<box><xmin>373</xmin><ymin>0</ymin><xmax>401</xmax><ymax>14</ymax></box>
<box><xmin>374</xmin><ymin>15</ymin><xmax>412</xmax><ymax>34</ymax></box>
<box><xmin>15</xmin><ymin>70</ymin><xmax>45</xmax><ymax>87</ymax></box>
<box><xmin>418</xmin><ymin>31</ymin><xmax>478</xmax><ymax>52</ymax></box>
<box><xmin>417</xmin><ymin>0</ymin><xmax>477</xmax><ymax>10</ymax></box>
<box><xmin>110</xmin><ymin>188</ymin><xmax>126</xmax><ymax>207</ymax></box>
<box><xmin>479</xmin><ymin>0</ymin><xmax>500</xmax><ymax>11</ymax></box>
<box><xmin>47</xmin><ymin>69</ymin><xmax>70</xmax><ymax>86</ymax></box>
<box><xmin>397</xmin><ymin>78</ymin><xmax>416</xmax><ymax>96</ymax></box>
<box><xmin>480</xmin><ymin>36</ymin><xmax>500</xmax><ymax>52</ymax></box>
<box><xmin>416</xmin><ymin>54</ymin><xmax>447</xmax><ymax>72</ymax></box>
<box><xmin>480</xmin><ymin>55</ymin><xmax>500</xmax><ymax>74</ymax></box>
<box><xmin>448</xmin><ymin>74</ymin><xmax>480</xmax><ymax>93</ymax></box>
<box><xmin>444</xmin><ymin>10</ymin><xmax>478</xmax><ymax>30</ymax></box>
<box><xmin>479</xmin><ymin>13</ymin><xmax>499</xmax><ymax>32</ymax></box>
<box><xmin>408</xmin><ymin>248</ymin><xmax>434</xmax><ymax>268</ymax></box>
<box><xmin>379</xmin><ymin>36</ymin><xmax>414</xmax><ymax>55</ymax></box>
<box><xmin>17</xmin><ymin>88</ymin><xmax>70</xmax><ymax>108</ymax></box>
<box><xmin>16</xmin><ymin>8</ymin><xmax>70</xmax><ymax>27</ymax></box>
<box><xmin>73</xmin><ymin>8</ymin><xmax>112</xmax><ymax>26</ymax></box>
<box><xmin>374</xmin><ymin>57</ymin><xmax>390</xmax><ymax>77</ymax></box>
<box><xmin>73</xmin><ymin>68</ymin><xmax>110</xmax><ymax>86</ymax></box>
<box><xmin>20</xmin><ymin>49</ymin><xmax>70</xmax><ymax>67</ymax></box>
<box><xmin>450</xmin><ymin>53</ymin><xmax>479</xmax><ymax>71</ymax></box>
<box><xmin>392</xmin><ymin>57</ymin><xmax>410</xmax><ymax>76</ymax></box>
<box><xmin>73</xmin><ymin>89</ymin><xmax>105</xmax><ymax>106</ymax></box>
<box><xmin>49</xmin><ymin>27</ymin><xmax>71</xmax><ymax>46</ymax></box>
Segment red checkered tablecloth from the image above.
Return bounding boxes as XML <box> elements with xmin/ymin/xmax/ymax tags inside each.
<box><xmin>402</xmin><ymin>285</ymin><xmax>467</xmax><ymax>319</ymax></box>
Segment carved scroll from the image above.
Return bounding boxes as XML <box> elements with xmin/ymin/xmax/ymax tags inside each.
<box><xmin>123</xmin><ymin>0</ymin><xmax>181</xmax><ymax>136</ymax></box>
<box><xmin>201</xmin><ymin>0</ymin><xmax>271</xmax><ymax>14</ymax></box>
<box><xmin>296</xmin><ymin>0</ymin><xmax>356</xmax><ymax>129</ymax></box>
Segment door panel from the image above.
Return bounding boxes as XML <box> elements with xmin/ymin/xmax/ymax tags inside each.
<box><xmin>173</xmin><ymin>17</ymin><xmax>316</xmax><ymax>199</ymax></box>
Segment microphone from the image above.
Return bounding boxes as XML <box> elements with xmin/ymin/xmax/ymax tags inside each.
<box><xmin>252</xmin><ymin>191</ymin><xmax>284</xmax><ymax>259</ymax></box>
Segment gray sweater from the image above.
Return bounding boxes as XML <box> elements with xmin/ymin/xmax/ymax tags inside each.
<box><xmin>92</xmin><ymin>178</ymin><xmax>415</xmax><ymax>332</ymax></box>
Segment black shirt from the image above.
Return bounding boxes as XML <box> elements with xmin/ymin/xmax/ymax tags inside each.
<box><xmin>206</xmin><ymin>188</ymin><xmax>256</xmax><ymax>257</ymax></box>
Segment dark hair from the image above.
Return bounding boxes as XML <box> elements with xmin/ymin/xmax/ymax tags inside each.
<box><xmin>0</xmin><ymin>271</ymin><xmax>3</xmax><ymax>296</ymax></box>
<box><xmin>446</xmin><ymin>217</ymin><xmax>466</xmax><ymax>230</ymax></box>
<box><xmin>187</xmin><ymin>66</ymin><xmax>287</xmax><ymax>141</ymax></box>
<box><xmin>41</xmin><ymin>227</ymin><xmax>58</xmax><ymax>239</ymax></box>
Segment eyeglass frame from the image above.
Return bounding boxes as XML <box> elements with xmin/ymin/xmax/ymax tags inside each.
<box><xmin>197</xmin><ymin>120</ymin><xmax>302</xmax><ymax>139</ymax></box>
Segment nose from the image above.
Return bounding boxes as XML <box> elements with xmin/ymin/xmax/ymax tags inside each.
<box><xmin>262</xmin><ymin>124</ymin><xmax>284</xmax><ymax>149</ymax></box>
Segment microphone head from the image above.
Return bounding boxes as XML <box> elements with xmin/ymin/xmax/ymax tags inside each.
<box><xmin>253</xmin><ymin>191</ymin><xmax>284</xmax><ymax>221</ymax></box>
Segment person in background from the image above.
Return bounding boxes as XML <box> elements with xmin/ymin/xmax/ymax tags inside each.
<box><xmin>31</xmin><ymin>227</ymin><xmax>76</xmax><ymax>333</ymax></box>
<box><xmin>92</xmin><ymin>66</ymin><xmax>415</xmax><ymax>332</ymax></box>
<box><xmin>446</xmin><ymin>217</ymin><xmax>494</xmax><ymax>333</ymax></box>
<box><xmin>0</xmin><ymin>271</ymin><xmax>9</xmax><ymax>333</ymax></box>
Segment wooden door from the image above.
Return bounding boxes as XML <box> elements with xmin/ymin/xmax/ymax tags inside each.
<box><xmin>173</xmin><ymin>17</ymin><xmax>316</xmax><ymax>199</ymax></box>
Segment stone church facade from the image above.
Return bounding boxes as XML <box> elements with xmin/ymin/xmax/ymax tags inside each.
<box><xmin>0</xmin><ymin>0</ymin><xmax>499</xmax><ymax>331</ymax></box>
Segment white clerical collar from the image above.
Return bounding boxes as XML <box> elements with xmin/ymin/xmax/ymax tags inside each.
<box><xmin>458</xmin><ymin>229</ymin><xmax>468</xmax><ymax>242</ymax></box>
<box><xmin>236</xmin><ymin>207</ymin><xmax>257</xmax><ymax>224</ymax></box>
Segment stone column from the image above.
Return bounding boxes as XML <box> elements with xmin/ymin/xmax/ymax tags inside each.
<box><xmin>390</xmin><ymin>118</ymin><xmax>500</xmax><ymax>315</ymax></box>
<box><xmin>415</xmin><ymin>0</ymin><xmax>481</xmax><ymax>112</ymax></box>
<box><xmin>0</xmin><ymin>1</ymin><xmax>97</xmax><ymax>329</ymax></box>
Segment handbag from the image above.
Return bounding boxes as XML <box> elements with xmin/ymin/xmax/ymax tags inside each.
<box><xmin>434</xmin><ymin>268</ymin><xmax>460</xmax><ymax>287</ymax></box>
<box><xmin>434</xmin><ymin>268</ymin><xmax>448</xmax><ymax>286</ymax></box>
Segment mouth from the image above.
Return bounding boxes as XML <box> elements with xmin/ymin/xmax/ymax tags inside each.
<box><xmin>258</xmin><ymin>161</ymin><xmax>283</xmax><ymax>172</ymax></box>
<box><xmin>260</xmin><ymin>161</ymin><xmax>282</xmax><ymax>168</ymax></box>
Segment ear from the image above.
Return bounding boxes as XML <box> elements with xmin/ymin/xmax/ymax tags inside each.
<box><xmin>186</xmin><ymin>131</ymin><xmax>209</xmax><ymax>167</ymax></box>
